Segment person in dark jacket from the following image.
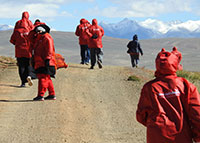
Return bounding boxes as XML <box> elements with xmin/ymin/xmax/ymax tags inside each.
<box><xmin>127</xmin><ymin>34</ymin><xmax>143</xmax><ymax>68</ymax></box>
<box><xmin>32</xmin><ymin>25</ymin><xmax>56</xmax><ymax>101</ymax></box>
<box><xmin>10</xmin><ymin>11</ymin><xmax>34</xmax><ymax>87</ymax></box>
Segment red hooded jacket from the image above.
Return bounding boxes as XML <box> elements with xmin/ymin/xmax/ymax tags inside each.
<box><xmin>75</xmin><ymin>18</ymin><xmax>91</xmax><ymax>45</ymax></box>
<box><xmin>28</xmin><ymin>21</ymin><xmax>46</xmax><ymax>52</ymax></box>
<box><xmin>34</xmin><ymin>33</ymin><xmax>56</xmax><ymax>70</ymax></box>
<box><xmin>10</xmin><ymin>11</ymin><xmax>34</xmax><ymax>58</ymax></box>
<box><xmin>172</xmin><ymin>46</ymin><xmax>183</xmax><ymax>70</ymax></box>
<box><xmin>86</xmin><ymin>19</ymin><xmax>104</xmax><ymax>48</ymax></box>
<box><xmin>136</xmin><ymin>51</ymin><xmax>200</xmax><ymax>143</ymax></box>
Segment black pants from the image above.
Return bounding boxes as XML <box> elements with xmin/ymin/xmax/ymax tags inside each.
<box><xmin>17</xmin><ymin>57</ymin><xmax>31</xmax><ymax>84</ymax></box>
<box><xmin>90</xmin><ymin>48</ymin><xmax>103</xmax><ymax>66</ymax></box>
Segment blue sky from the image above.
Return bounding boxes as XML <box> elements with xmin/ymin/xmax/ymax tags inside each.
<box><xmin>0</xmin><ymin>0</ymin><xmax>200</xmax><ymax>32</ymax></box>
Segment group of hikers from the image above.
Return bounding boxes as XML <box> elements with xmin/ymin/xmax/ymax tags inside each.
<box><xmin>10</xmin><ymin>11</ymin><xmax>56</xmax><ymax>101</ymax></box>
<box><xmin>9</xmin><ymin>11</ymin><xmax>200</xmax><ymax>143</ymax></box>
<box><xmin>75</xmin><ymin>18</ymin><xmax>104</xmax><ymax>69</ymax></box>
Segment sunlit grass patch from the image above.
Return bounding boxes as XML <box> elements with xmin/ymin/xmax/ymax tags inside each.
<box><xmin>177</xmin><ymin>70</ymin><xmax>200</xmax><ymax>82</ymax></box>
<box><xmin>127</xmin><ymin>75</ymin><xmax>141</xmax><ymax>81</ymax></box>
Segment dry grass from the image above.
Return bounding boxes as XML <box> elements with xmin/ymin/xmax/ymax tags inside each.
<box><xmin>177</xmin><ymin>70</ymin><xmax>200</xmax><ymax>92</ymax></box>
<box><xmin>0</xmin><ymin>56</ymin><xmax>16</xmax><ymax>69</ymax></box>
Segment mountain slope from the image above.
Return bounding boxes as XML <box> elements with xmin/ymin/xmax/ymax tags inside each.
<box><xmin>2</xmin><ymin>30</ymin><xmax>200</xmax><ymax>72</ymax></box>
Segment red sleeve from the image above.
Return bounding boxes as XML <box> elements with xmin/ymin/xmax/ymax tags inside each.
<box><xmin>44</xmin><ymin>35</ymin><xmax>54</xmax><ymax>60</ymax></box>
<box><xmin>100</xmin><ymin>26</ymin><xmax>104</xmax><ymax>37</ymax></box>
<box><xmin>75</xmin><ymin>25</ymin><xmax>80</xmax><ymax>36</ymax></box>
<box><xmin>136</xmin><ymin>83</ymin><xmax>153</xmax><ymax>126</ymax></box>
<box><xmin>187</xmin><ymin>82</ymin><xmax>200</xmax><ymax>142</ymax></box>
<box><xmin>10</xmin><ymin>31</ymin><xmax>17</xmax><ymax>45</ymax></box>
<box><xmin>181</xmin><ymin>78</ymin><xmax>200</xmax><ymax>142</ymax></box>
<box><xmin>85</xmin><ymin>28</ymin><xmax>93</xmax><ymax>38</ymax></box>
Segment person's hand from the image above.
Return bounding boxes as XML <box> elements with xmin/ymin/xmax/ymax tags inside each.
<box><xmin>92</xmin><ymin>34</ymin><xmax>98</xmax><ymax>39</ymax></box>
<box><xmin>45</xmin><ymin>59</ymin><xmax>50</xmax><ymax>67</ymax></box>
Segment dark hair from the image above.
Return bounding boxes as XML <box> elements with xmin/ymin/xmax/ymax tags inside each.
<box><xmin>133</xmin><ymin>34</ymin><xmax>138</xmax><ymax>40</ymax></box>
<box><xmin>35</xmin><ymin>19</ymin><xmax>40</xmax><ymax>23</ymax></box>
<box><xmin>34</xmin><ymin>24</ymin><xmax>50</xmax><ymax>34</ymax></box>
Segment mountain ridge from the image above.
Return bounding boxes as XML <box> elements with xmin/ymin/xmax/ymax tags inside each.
<box><xmin>99</xmin><ymin>18</ymin><xmax>200</xmax><ymax>39</ymax></box>
<box><xmin>2</xmin><ymin>18</ymin><xmax>200</xmax><ymax>39</ymax></box>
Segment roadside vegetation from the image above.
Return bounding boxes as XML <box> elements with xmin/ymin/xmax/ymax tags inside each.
<box><xmin>127</xmin><ymin>75</ymin><xmax>141</xmax><ymax>81</ymax></box>
<box><xmin>177</xmin><ymin>70</ymin><xmax>200</xmax><ymax>92</ymax></box>
<box><xmin>0</xmin><ymin>56</ymin><xmax>16</xmax><ymax>66</ymax></box>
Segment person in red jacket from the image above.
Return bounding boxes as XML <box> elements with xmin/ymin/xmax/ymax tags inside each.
<box><xmin>28</xmin><ymin>19</ymin><xmax>46</xmax><ymax>49</ymax></box>
<box><xmin>32</xmin><ymin>25</ymin><xmax>56</xmax><ymax>101</ymax></box>
<box><xmin>10</xmin><ymin>11</ymin><xmax>34</xmax><ymax>87</ymax></box>
<box><xmin>136</xmin><ymin>49</ymin><xmax>200</xmax><ymax>143</ymax></box>
<box><xmin>75</xmin><ymin>18</ymin><xmax>91</xmax><ymax>65</ymax></box>
<box><xmin>171</xmin><ymin>46</ymin><xmax>183</xmax><ymax>70</ymax></box>
<box><xmin>27</xmin><ymin>19</ymin><xmax>47</xmax><ymax>80</ymax></box>
<box><xmin>86</xmin><ymin>19</ymin><xmax>104</xmax><ymax>69</ymax></box>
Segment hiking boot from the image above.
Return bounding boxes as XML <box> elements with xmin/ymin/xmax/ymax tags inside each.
<box><xmin>80</xmin><ymin>62</ymin><xmax>84</xmax><ymax>65</ymax></box>
<box><xmin>97</xmin><ymin>60</ymin><xmax>102</xmax><ymax>69</ymax></box>
<box><xmin>20</xmin><ymin>83</ymin><xmax>25</xmax><ymax>87</ymax></box>
<box><xmin>44</xmin><ymin>95</ymin><xmax>56</xmax><ymax>100</ymax></box>
<box><xmin>33</xmin><ymin>96</ymin><xmax>44</xmax><ymax>101</ymax></box>
<box><xmin>89</xmin><ymin>66</ymin><xmax>94</xmax><ymax>69</ymax></box>
<box><xmin>27</xmin><ymin>76</ymin><xmax>33</xmax><ymax>86</ymax></box>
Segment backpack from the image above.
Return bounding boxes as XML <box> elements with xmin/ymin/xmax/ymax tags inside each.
<box><xmin>55</xmin><ymin>53</ymin><xmax>68</xmax><ymax>69</ymax></box>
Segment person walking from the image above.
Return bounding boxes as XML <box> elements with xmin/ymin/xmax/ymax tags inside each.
<box><xmin>127</xmin><ymin>34</ymin><xmax>143</xmax><ymax>68</ymax></box>
<box><xmin>136</xmin><ymin>49</ymin><xmax>200</xmax><ymax>143</ymax></box>
<box><xmin>75</xmin><ymin>18</ymin><xmax>91</xmax><ymax>65</ymax></box>
<box><xmin>10</xmin><ymin>11</ymin><xmax>34</xmax><ymax>87</ymax></box>
<box><xmin>27</xmin><ymin>19</ymin><xmax>46</xmax><ymax>79</ymax></box>
<box><xmin>86</xmin><ymin>19</ymin><xmax>104</xmax><ymax>69</ymax></box>
<box><xmin>32</xmin><ymin>25</ymin><xmax>56</xmax><ymax>101</ymax></box>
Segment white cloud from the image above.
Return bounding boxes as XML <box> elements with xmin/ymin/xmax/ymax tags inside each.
<box><xmin>0</xmin><ymin>0</ymin><xmax>73</xmax><ymax>19</ymax></box>
<box><xmin>1</xmin><ymin>0</ymin><xmax>199</xmax><ymax>20</ymax></box>
<box><xmin>93</xmin><ymin>0</ymin><xmax>195</xmax><ymax>18</ymax></box>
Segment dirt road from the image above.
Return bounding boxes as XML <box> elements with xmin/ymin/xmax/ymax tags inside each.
<box><xmin>0</xmin><ymin>64</ymin><xmax>153</xmax><ymax>143</ymax></box>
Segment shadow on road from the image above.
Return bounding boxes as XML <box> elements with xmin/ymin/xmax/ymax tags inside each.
<box><xmin>0</xmin><ymin>99</ymin><xmax>34</xmax><ymax>102</ymax></box>
<box><xmin>69</xmin><ymin>65</ymin><xmax>90</xmax><ymax>69</ymax></box>
<box><xmin>0</xmin><ymin>84</ymin><xmax>27</xmax><ymax>88</ymax></box>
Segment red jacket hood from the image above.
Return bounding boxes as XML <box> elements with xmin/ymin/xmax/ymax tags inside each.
<box><xmin>22</xmin><ymin>11</ymin><xmax>29</xmax><ymax>20</ymax></box>
<box><xmin>92</xmin><ymin>19</ymin><xmax>98</xmax><ymax>26</ymax></box>
<box><xmin>155</xmin><ymin>51</ymin><xmax>178</xmax><ymax>77</ymax></box>
<box><xmin>80</xmin><ymin>18</ymin><xmax>87</xmax><ymax>24</ymax></box>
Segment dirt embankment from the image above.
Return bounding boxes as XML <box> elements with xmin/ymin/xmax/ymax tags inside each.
<box><xmin>0</xmin><ymin>63</ymin><xmax>153</xmax><ymax>143</ymax></box>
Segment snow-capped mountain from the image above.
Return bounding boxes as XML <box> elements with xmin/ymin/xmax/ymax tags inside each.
<box><xmin>0</xmin><ymin>24</ymin><xmax>13</xmax><ymax>31</ymax></box>
<box><xmin>99</xmin><ymin>18</ymin><xmax>200</xmax><ymax>39</ymax></box>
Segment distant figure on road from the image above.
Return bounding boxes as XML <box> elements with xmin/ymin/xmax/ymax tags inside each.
<box><xmin>10</xmin><ymin>11</ymin><xmax>34</xmax><ymax>87</ymax></box>
<box><xmin>171</xmin><ymin>46</ymin><xmax>183</xmax><ymax>70</ymax></box>
<box><xmin>75</xmin><ymin>18</ymin><xmax>91</xmax><ymax>65</ymax></box>
<box><xmin>136</xmin><ymin>49</ymin><xmax>200</xmax><ymax>143</ymax></box>
<box><xmin>127</xmin><ymin>34</ymin><xmax>143</xmax><ymax>68</ymax></box>
<box><xmin>32</xmin><ymin>25</ymin><xmax>56</xmax><ymax>101</ymax></box>
<box><xmin>86</xmin><ymin>19</ymin><xmax>104</xmax><ymax>69</ymax></box>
